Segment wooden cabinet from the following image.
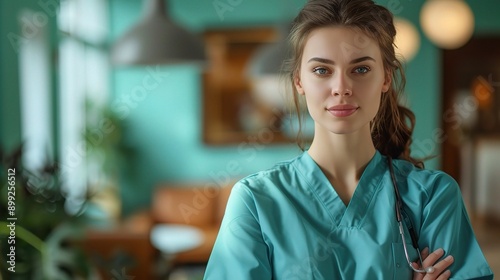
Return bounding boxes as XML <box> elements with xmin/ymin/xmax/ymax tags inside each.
<box><xmin>79</xmin><ymin>224</ymin><xmax>156</xmax><ymax>279</ymax></box>
<box><xmin>202</xmin><ymin>27</ymin><xmax>292</xmax><ymax>145</ymax></box>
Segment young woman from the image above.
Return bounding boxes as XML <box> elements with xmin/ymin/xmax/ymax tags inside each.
<box><xmin>204</xmin><ymin>0</ymin><xmax>494</xmax><ymax>279</ymax></box>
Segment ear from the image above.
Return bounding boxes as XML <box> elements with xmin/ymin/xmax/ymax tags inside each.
<box><xmin>294</xmin><ymin>74</ymin><xmax>305</xmax><ymax>95</ymax></box>
<box><xmin>382</xmin><ymin>70</ymin><xmax>392</xmax><ymax>93</ymax></box>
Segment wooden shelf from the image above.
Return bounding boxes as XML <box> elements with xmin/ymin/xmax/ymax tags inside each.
<box><xmin>202</xmin><ymin>27</ymin><xmax>294</xmax><ymax>145</ymax></box>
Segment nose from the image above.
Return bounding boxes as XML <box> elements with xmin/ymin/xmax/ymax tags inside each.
<box><xmin>331</xmin><ymin>72</ymin><xmax>352</xmax><ymax>96</ymax></box>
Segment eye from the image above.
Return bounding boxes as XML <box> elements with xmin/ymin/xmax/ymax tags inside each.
<box><xmin>312</xmin><ymin>67</ymin><xmax>330</xmax><ymax>76</ymax></box>
<box><xmin>353</xmin><ymin>66</ymin><xmax>370</xmax><ymax>74</ymax></box>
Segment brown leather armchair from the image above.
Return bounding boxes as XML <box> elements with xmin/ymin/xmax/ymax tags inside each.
<box><xmin>130</xmin><ymin>183</ymin><xmax>233</xmax><ymax>265</ymax></box>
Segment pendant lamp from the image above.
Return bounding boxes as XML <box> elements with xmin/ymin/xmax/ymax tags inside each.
<box><xmin>111</xmin><ymin>0</ymin><xmax>205</xmax><ymax>65</ymax></box>
<box><xmin>394</xmin><ymin>17</ymin><xmax>420</xmax><ymax>62</ymax></box>
<box><xmin>420</xmin><ymin>0</ymin><xmax>474</xmax><ymax>49</ymax></box>
<box><xmin>247</xmin><ymin>24</ymin><xmax>291</xmax><ymax>111</ymax></box>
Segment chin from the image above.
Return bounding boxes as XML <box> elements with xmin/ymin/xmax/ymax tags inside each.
<box><xmin>318</xmin><ymin>121</ymin><xmax>369</xmax><ymax>136</ymax></box>
<box><xmin>322</xmin><ymin>125</ymin><xmax>359</xmax><ymax>135</ymax></box>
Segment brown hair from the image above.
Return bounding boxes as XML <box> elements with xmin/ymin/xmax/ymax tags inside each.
<box><xmin>285</xmin><ymin>0</ymin><xmax>423</xmax><ymax>168</ymax></box>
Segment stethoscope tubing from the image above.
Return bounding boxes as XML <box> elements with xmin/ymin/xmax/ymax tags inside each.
<box><xmin>387</xmin><ymin>157</ymin><xmax>435</xmax><ymax>274</ymax></box>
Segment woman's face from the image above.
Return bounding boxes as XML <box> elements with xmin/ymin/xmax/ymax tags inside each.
<box><xmin>294</xmin><ymin>26</ymin><xmax>391</xmax><ymax>136</ymax></box>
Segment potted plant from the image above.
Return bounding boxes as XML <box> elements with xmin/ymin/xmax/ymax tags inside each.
<box><xmin>0</xmin><ymin>144</ymin><xmax>92</xmax><ymax>279</ymax></box>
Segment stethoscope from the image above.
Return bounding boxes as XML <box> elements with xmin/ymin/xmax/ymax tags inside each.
<box><xmin>387</xmin><ymin>157</ymin><xmax>435</xmax><ymax>274</ymax></box>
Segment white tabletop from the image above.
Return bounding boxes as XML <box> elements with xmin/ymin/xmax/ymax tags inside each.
<box><xmin>150</xmin><ymin>224</ymin><xmax>204</xmax><ymax>255</ymax></box>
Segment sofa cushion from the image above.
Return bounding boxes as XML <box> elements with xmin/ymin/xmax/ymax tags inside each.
<box><xmin>152</xmin><ymin>185</ymin><xmax>217</xmax><ymax>228</ymax></box>
<box><xmin>173</xmin><ymin>226</ymin><xmax>220</xmax><ymax>264</ymax></box>
<box><xmin>215</xmin><ymin>185</ymin><xmax>233</xmax><ymax>224</ymax></box>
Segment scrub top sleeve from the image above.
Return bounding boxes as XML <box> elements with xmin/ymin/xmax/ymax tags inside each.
<box><xmin>419</xmin><ymin>173</ymin><xmax>493</xmax><ymax>280</ymax></box>
<box><xmin>204</xmin><ymin>183</ymin><xmax>272</xmax><ymax>280</ymax></box>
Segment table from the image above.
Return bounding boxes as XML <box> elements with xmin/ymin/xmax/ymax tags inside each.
<box><xmin>150</xmin><ymin>224</ymin><xmax>204</xmax><ymax>255</ymax></box>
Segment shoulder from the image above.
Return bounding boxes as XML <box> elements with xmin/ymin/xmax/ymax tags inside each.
<box><xmin>391</xmin><ymin>158</ymin><xmax>460</xmax><ymax>202</ymax></box>
<box><xmin>234</xmin><ymin>153</ymin><xmax>303</xmax><ymax>196</ymax></box>
<box><xmin>222</xmin><ymin>154</ymin><xmax>303</xmax><ymax>224</ymax></box>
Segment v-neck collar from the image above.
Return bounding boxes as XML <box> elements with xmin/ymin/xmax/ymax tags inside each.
<box><xmin>293</xmin><ymin>150</ymin><xmax>387</xmax><ymax>228</ymax></box>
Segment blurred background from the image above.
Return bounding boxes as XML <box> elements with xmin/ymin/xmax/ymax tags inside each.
<box><xmin>0</xmin><ymin>0</ymin><xmax>499</xmax><ymax>279</ymax></box>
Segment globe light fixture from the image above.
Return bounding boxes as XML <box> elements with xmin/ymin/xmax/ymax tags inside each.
<box><xmin>394</xmin><ymin>17</ymin><xmax>421</xmax><ymax>62</ymax></box>
<box><xmin>420</xmin><ymin>0</ymin><xmax>474</xmax><ymax>49</ymax></box>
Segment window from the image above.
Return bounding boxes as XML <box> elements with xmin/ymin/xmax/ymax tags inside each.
<box><xmin>19</xmin><ymin>10</ymin><xmax>53</xmax><ymax>173</ymax></box>
<box><xmin>57</xmin><ymin>0</ymin><xmax>109</xmax><ymax>214</ymax></box>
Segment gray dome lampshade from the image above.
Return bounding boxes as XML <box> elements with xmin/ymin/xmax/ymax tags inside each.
<box><xmin>247</xmin><ymin>40</ymin><xmax>289</xmax><ymax>77</ymax></box>
<box><xmin>111</xmin><ymin>0</ymin><xmax>206</xmax><ymax>66</ymax></box>
<box><xmin>246</xmin><ymin>24</ymin><xmax>292</xmax><ymax>111</ymax></box>
<box><xmin>247</xmin><ymin>23</ymin><xmax>292</xmax><ymax>77</ymax></box>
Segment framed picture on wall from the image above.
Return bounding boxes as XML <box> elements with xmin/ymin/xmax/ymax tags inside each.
<box><xmin>202</xmin><ymin>27</ymin><xmax>299</xmax><ymax>145</ymax></box>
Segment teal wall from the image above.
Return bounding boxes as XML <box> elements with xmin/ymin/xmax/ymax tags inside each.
<box><xmin>110</xmin><ymin>0</ymin><xmax>307</xmax><ymax>214</ymax></box>
<box><xmin>2</xmin><ymin>0</ymin><xmax>500</xmax><ymax>215</ymax></box>
<box><xmin>0</xmin><ymin>0</ymin><xmax>23</xmax><ymax>152</ymax></box>
<box><xmin>0</xmin><ymin>2</ymin><xmax>3</xmax><ymax>146</ymax></box>
<box><xmin>0</xmin><ymin>0</ymin><xmax>59</xmax><ymax>153</ymax></box>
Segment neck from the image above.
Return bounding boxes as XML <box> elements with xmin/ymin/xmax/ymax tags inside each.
<box><xmin>308</xmin><ymin>125</ymin><xmax>376</xmax><ymax>184</ymax></box>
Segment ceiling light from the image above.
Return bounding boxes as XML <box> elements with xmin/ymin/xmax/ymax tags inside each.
<box><xmin>111</xmin><ymin>0</ymin><xmax>205</xmax><ymax>66</ymax></box>
<box><xmin>420</xmin><ymin>0</ymin><xmax>474</xmax><ymax>49</ymax></box>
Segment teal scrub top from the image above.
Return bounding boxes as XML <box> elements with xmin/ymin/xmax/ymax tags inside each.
<box><xmin>204</xmin><ymin>151</ymin><xmax>494</xmax><ymax>279</ymax></box>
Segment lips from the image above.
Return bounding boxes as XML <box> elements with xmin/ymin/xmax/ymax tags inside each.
<box><xmin>326</xmin><ymin>104</ymin><xmax>359</xmax><ymax>117</ymax></box>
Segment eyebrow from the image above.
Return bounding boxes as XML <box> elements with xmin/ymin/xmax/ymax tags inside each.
<box><xmin>307</xmin><ymin>56</ymin><xmax>376</xmax><ymax>64</ymax></box>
